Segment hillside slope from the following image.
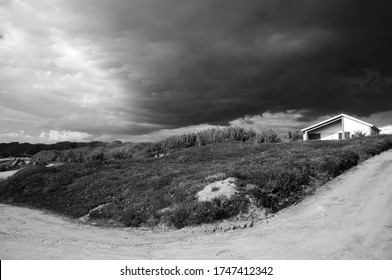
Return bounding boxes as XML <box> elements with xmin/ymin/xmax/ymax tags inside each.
<box><xmin>1</xmin><ymin>148</ymin><xmax>392</xmax><ymax>259</ymax></box>
<box><xmin>1</xmin><ymin>135</ymin><xmax>392</xmax><ymax>228</ymax></box>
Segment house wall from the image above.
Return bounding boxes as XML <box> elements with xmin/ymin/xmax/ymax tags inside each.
<box><xmin>308</xmin><ymin>120</ymin><xmax>342</xmax><ymax>140</ymax></box>
<box><xmin>370</xmin><ymin>127</ymin><xmax>379</xmax><ymax>136</ymax></box>
<box><xmin>343</xmin><ymin>117</ymin><xmax>375</xmax><ymax>137</ymax></box>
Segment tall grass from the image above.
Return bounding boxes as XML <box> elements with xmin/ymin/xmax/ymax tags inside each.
<box><xmin>31</xmin><ymin>126</ymin><xmax>260</xmax><ymax>162</ymax></box>
<box><xmin>286</xmin><ymin>129</ymin><xmax>303</xmax><ymax>141</ymax></box>
<box><xmin>253</xmin><ymin>129</ymin><xmax>281</xmax><ymax>143</ymax></box>
<box><xmin>147</xmin><ymin>126</ymin><xmax>257</xmax><ymax>152</ymax></box>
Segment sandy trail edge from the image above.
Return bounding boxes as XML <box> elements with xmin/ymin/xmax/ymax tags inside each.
<box><xmin>0</xmin><ymin>170</ymin><xmax>20</xmax><ymax>180</ymax></box>
<box><xmin>1</xmin><ymin>150</ymin><xmax>392</xmax><ymax>259</ymax></box>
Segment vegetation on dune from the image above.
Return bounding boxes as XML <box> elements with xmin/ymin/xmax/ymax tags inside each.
<box><xmin>33</xmin><ymin>127</ymin><xmax>252</xmax><ymax>162</ymax></box>
<box><xmin>253</xmin><ymin>129</ymin><xmax>281</xmax><ymax>143</ymax></box>
<box><xmin>30</xmin><ymin>127</ymin><xmax>285</xmax><ymax>163</ymax></box>
<box><xmin>286</xmin><ymin>129</ymin><xmax>303</xmax><ymax>142</ymax></box>
<box><xmin>147</xmin><ymin>126</ymin><xmax>257</xmax><ymax>151</ymax></box>
<box><xmin>0</xmin><ymin>141</ymin><xmax>103</xmax><ymax>158</ymax></box>
<box><xmin>1</xmin><ymin>133</ymin><xmax>392</xmax><ymax>229</ymax></box>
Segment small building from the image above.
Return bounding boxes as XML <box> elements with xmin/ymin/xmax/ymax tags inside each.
<box><xmin>301</xmin><ymin>113</ymin><xmax>380</xmax><ymax>141</ymax></box>
<box><xmin>379</xmin><ymin>124</ymin><xmax>392</xmax><ymax>134</ymax></box>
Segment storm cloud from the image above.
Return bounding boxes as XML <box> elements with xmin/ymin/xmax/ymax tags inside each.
<box><xmin>1</xmin><ymin>0</ymin><xmax>392</xmax><ymax>141</ymax></box>
<box><xmin>69</xmin><ymin>0</ymin><xmax>392</xmax><ymax>126</ymax></box>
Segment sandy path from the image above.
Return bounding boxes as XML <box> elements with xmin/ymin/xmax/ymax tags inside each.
<box><xmin>1</xmin><ymin>150</ymin><xmax>392</xmax><ymax>259</ymax></box>
<box><xmin>0</xmin><ymin>170</ymin><xmax>20</xmax><ymax>180</ymax></box>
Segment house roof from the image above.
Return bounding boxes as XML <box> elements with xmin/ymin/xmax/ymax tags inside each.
<box><xmin>301</xmin><ymin>113</ymin><xmax>381</xmax><ymax>132</ymax></box>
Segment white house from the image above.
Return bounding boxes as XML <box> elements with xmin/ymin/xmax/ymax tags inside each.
<box><xmin>379</xmin><ymin>124</ymin><xmax>392</xmax><ymax>134</ymax></box>
<box><xmin>301</xmin><ymin>113</ymin><xmax>380</xmax><ymax>141</ymax></box>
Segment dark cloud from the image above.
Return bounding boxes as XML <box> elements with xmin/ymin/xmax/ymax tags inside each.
<box><xmin>92</xmin><ymin>0</ymin><xmax>389</xmax><ymax>129</ymax></box>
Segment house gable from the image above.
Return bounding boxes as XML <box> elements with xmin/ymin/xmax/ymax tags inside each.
<box><xmin>307</xmin><ymin>119</ymin><xmax>342</xmax><ymax>140</ymax></box>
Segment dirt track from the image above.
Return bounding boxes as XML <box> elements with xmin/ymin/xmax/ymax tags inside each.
<box><xmin>1</xmin><ymin>150</ymin><xmax>392</xmax><ymax>259</ymax></box>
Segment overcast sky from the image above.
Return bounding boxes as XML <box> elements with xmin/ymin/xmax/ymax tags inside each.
<box><xmin>1</xmin><ymin>0</ymin><xmax>392</xmax><ymax>143</ymax></box>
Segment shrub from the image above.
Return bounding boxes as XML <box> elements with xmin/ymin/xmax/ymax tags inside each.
<box><xmin>253</xmin><ymin>129</ymin><xmax>281</xmax><ymax>143</ymax></box>
<box><xmin>352</xmin><ymin>130</ymin><xmax>367</xmax><ymax>138</ymax></box>
<box><xmin>163</xmin><ymin>197</ymin><xmax>249</xmax><ymax>228</ymax></box>
<box><xmin>122</xmin><ymin>203</ymin><xmax>149</xmax><ymax>227</ymax></box>
<box><xmin>286</xmin><ymin>130</ymin><xmax>303</xmax><ymax>141</ymax></box>
<box><xmin>89</xmin><ymin>148</ymin><xmax>105</xmax><ymax>161</ymax></box>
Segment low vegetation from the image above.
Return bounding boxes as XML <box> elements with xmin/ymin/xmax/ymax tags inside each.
<box><xmin>1</xmin><ymin>131</ymin><xmax>392</xmax><ymax>229</ymax></box>
<box><xmin>0</xmin><ymin>141</ymin><xmax>103</xmax><ymax>158</ymax></box>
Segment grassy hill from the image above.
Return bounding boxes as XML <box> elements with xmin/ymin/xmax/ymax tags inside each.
<box><xmin>1</xmin><ymin>133</ymin><xmax>392</xmax><ymax>229</ymax></box>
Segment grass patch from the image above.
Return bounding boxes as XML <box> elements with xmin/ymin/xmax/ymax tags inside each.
<box><xmin>1</xmin><ymin>135</ymin><xmax>392</xmax><ymax>229</ymax></box>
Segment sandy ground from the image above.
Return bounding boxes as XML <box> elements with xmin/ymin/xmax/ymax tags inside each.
<box><xmin>0</xmin><ymin>170</ymin><xmax>20</xmax><ymax>180</ymax></box>
<box><xmin>1</xmin><ymin>150</ymin><xmax>392</xmax><ymax>259</ymax></box>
